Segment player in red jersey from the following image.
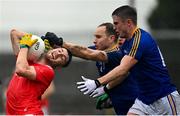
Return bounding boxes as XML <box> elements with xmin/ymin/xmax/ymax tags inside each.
<box><xmin>6</xmin><ymin>29</ymin><xmax>72</xmax><ymax>115</ymax></box>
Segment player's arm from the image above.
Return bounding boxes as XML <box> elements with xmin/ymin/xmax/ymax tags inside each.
<box><xmin>41</xmin><ymin>81</ymin><xmax>55</xmax><ymax>100</ymax></box>
<box><xmin>10</xmin><ymin>29</ymin><xmax>28</xmax><ymax>56</ymax></box>
<box><xmin>41</xmin><ymin>32</ymin><xmax>108</xmax><ymax>61</ymax></box>
<box><xmin>63</xmin><ymin>42</ymin><xmax>108</xmax><ymax>62</ymax></box>
<box><xmin>98</xmin><ymin>55</ymin><xmax>137</xmax><ymax>86</ymax></box>
<box><xmin>14</xmin><ymin>32</ymin><xmax>37</xmax><ymax>80</ymax></box>
<box><xmin>15</xmin><ymin>48</ymin><xmax>36</xmax><ymax>80</ymax></box>
<box><xmin>106</xmin><ymin>72</ymin><xmax>130</xmax><ymax>89</ymax></box>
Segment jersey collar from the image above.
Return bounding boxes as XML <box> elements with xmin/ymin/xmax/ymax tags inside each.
<box><xmin>104</xmin><ymin>42</ymin><xmax>119</xmax><ymax>53</ymax></box>
<box><xmin>130</xmin><ymin>26</ymin><xmax>139</xmax><ymax>38</ymax></box>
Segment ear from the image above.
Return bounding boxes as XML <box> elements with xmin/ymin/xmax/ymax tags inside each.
<box><xmin>110</xmin><ymin>35</ymin><xmax>116</xmax><ymax>42</ymax></box>
<box><xmin>127</xmin><ymin>19</ymin><xmax>132</xmax><ymax>27</ymax></box>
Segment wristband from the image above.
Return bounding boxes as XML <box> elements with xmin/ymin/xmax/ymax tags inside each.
<box><xmin>95</xmin><ymin>79</ymin><xmax>101</xmax><ymax>88</ymax></box>
<box><xmin>103</xmin><ymin>84</ymin><xmax>109</xmax><ymax>93</ymax></box>
<box><xmin>20</xmin><ymin>44</ymin><xmax>29</xmax><ymax>49</ymax></box>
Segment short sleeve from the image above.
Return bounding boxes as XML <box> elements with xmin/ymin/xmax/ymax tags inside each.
<box><xmin>34</xmin><ymin>64</ymin><xmax>55</xmax><ymax>86</ymax></box>
<box><xmin>128</xmin><ymin>29</ymin><xmax>145</xmax><ymax>60</ymax></box>
<box><xmin>106</xmin><ymin>49</ymin><xmax>123</xmax><ymax>63</ymax></box>
<box><xmin>88</xmin><ymin>45</ymin><xmax>96</xmax><ymax>50</ymax></box>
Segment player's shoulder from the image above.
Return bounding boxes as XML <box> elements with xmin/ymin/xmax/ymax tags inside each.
<box><xmin>33</xmin><ymin>63</ymin><xmax>55</xmax><ymax>83</ymax></box>
<box><xmin>33</xmin><ymin>63</ymin><xmax>54</xmax><ymax>74</ymax></box>
<box><xmin>133</xmin><ymin>28</ymin><xmax>155</xmax><ymax>48</ymax></box>
<box><xmin>139</xmin><ymin>29</ymin><xmax>154</xmax><ymax>41</ymax></box>
<box><xmin>106</xmin><ymin>48</ymin><xmax>123</xmax><ymax>61</ymax></box>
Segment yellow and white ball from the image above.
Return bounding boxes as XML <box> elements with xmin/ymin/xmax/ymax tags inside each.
<box><xmin>27</xmin><ymin>35</ymin><xmax>45</xmax><ymax>62</ymax></box>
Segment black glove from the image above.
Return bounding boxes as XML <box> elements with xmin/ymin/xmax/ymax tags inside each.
<box><xmin>41</xmin><ymin>32</ymin><xmax>63</xmax><ymax>47</ymax></box>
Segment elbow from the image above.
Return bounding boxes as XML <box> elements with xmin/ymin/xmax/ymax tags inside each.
<box><xmin>15</xmin><ymin>66</ymin><xmax>26</xmax><ymax>77</ymax></box>
<box><xmin>10</xmin><ymin>29</ymin><xmax>17</xmax><ymax>36</ymax></box>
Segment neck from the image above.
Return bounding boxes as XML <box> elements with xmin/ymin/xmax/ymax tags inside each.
<box><xmin>127</xmin><ymin>25</ymin><xmax>138</xmax><ymax>40</ymax></box>
<box><xmin>38</xmin><ymin>55</ymin><xmax>50</xmax><ymax>66</ymax></box>
<box><xmin>104</xmin><ymin>42</ymin><xmax>119</xmax><ymax>52</ymax></box>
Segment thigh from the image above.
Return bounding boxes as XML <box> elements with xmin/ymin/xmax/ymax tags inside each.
<box><xmin>153</xmin><ymin>91</ymin><xmax>180</xmax><ymax>115</ymax></box>
<box><xmin>170</xmin><ymin>91</ymin><xmax>180</xmax><ymax>115</ymax></box>
<box><xmin>128</xmin><ymin>91</ymin><xmax>180</xmax><ymax>115</ymax></box>
<box><xmin>128</xmin><ymin>99</ymin><xmax>149</xmax><ymax>115</ymax></box>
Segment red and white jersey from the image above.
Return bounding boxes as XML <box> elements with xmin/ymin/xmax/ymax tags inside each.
<box><xmin>6</xmin><ymin>63</ymin><xmax>54</xmax><ymax>115</ymax></box>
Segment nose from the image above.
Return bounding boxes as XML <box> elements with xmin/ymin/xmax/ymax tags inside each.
<box><xmin>93</xmin><ymin>41</ymin><xmax>96</xmax><ymax>45</ymax></box>
<box><xmin>58</xmin><ymin>49</ymin><xmax>63</xmax><ymax>53</ymax></box>
<box><xmin>55</xmin><ymin>52</ymin><xmax>64</xmax><ymax>59</ymax></box>
<box><xmin>93</xmin><ymin>38</ymin><xmax>97</xmax><ymax>45</ymax></box>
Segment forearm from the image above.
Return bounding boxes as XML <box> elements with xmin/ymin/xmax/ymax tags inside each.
<box><xmin>15</xmin><ymin>48</ymin><xmax>35</xmax><ymax>80</ymax></box>
<box><xmin>98</xmin><ymin>65</ymin><xmax>128</xmax><ymax>85</ymax></box>
<box><xmin>15</xmin><ymin>48</ymin><xmax>29</xmax><ymax>75</ymax></box>
<box><xmin>107</xmin><ymin>73</ymin><xmax>129</xmax><ymax>89</ymax></box>
<box><xmin>63</xmin><ymin>42</ymin><xmax>107</xmax><ymax>61</ymax></box>
<box><xmin>63</xmin><ymin>42</ymin><xmax>88</xmax><ymax>58</ymax></box>
<box><xmin>98</xmin><ymin>55</ymin><xmax>137</xmax><ymax>86</ymax></box>
<box><xmin>10</xmin><ymin>29</ymin><xmax>27</xmax><ymax>56</ymax></box>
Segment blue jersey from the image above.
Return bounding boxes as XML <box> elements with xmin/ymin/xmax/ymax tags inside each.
<box><xmin>121</xmin><ymin>28</ymin><xmax>176</xmax><ymax>105</ymax></box>
<box><xmin>89</xmin><ymin>45</ymin><xmax>139</xmax><ymax>114</ymax></box>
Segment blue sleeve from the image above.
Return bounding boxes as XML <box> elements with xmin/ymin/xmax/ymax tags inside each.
<box><xmin>128</xmin><ymin>29</ymin><xmax>147</xmax><ymax>60</ymax></box>
<box><xmin>88</xmin><ymin>45</ymin><xmax>96</xmax><ymax>50</ymax></box>
<box><xmin>106</xmin><ymin>50</ymin><xmax>123</xmax><ymax>64</ymax></box>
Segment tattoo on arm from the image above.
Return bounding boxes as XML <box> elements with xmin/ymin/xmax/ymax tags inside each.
<box><xmin>64</xmin><ymin>42</ymin><xmax>107</xmax><ymax>61</ymax></box>
<box><xmin>69</xmin><ymin>45</ymin><xmax>107</xmax><ymax>61</ymax></box>
<box><xmin>69</xmin><ymin>45</ymin><xmax>89</xmax><ymax>59</ymax></box>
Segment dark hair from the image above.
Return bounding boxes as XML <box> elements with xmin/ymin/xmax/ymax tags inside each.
<box><xmin>112</xmin><ymin>5</ymin><xmax>137</xmax><ymax>25</ymax></box>
<box><xmin>98</xmin><ymin>22</ymin><xmax>119</xmax><ymax>42</ymax></box>
<box><xmin>62</xmin><ymin>48</ymin><xmax>72</xmax><ymax>67</ymax></box>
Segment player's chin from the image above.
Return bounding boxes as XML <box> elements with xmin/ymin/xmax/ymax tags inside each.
<box><xmin>50</xmin><ymin>59</ymin><xmax>65</xmax><ymax>67</ymax></box>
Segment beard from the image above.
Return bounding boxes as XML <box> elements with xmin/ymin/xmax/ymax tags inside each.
<box><xmin>119</xmin><ymin>30</ymin><xmax>129</xmax><ymax>38</ymax></box>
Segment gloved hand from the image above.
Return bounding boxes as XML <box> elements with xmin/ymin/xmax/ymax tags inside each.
<box><xmin>90</xmin><ymin>86</ymin><xmax>105</xmax><ymax>98</ymax></box>
<box><xmin>41</xmin><ymin>32</ymin><xmax>63</xmax><ymax>47</ymax></box>
<box><xmin>43</xmin><ymin>39</ymin><xmax>52</xmax><ymax>51</ymax></box>
<box><xmin>96</xmin><ymin>93</ymin><xmax>113</xmax><ymax>110</ymax></box>
<box><xmin>20</xmin><ymin>34</ymin><xmax>37</xmax><ymax>48</ymax></box>
<box><xmin>77</xmin><ymin>76</ymin><xmax>101</xmax><ymax>95</ymax></box>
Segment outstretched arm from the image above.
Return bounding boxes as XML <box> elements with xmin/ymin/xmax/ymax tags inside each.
<box><xmin>63</xmin><ymin>42</ymin><xmax>108</xmax><ymax>62</ymax></box>
<box><xmin>98</xmin><ymin>55</ymin><xmax>137</xmax><ymax>85</ymax></box>
<box><xmin>41</xmin><ymin>32</ymin><xmax>108</xmax><ymax>61</ymax></box>
<box><xmin>106</xmin><ymin>72</ymin><xmax>129</xmax><ymax>89</ymax></box>
<box><xmin>77</xmin><ymin>55</ymin><xmax>137</xmax><ymax>94</ymax></box>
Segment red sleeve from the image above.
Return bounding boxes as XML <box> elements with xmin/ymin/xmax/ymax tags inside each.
<box><xmin>34</xmin><ymin>64</ymin><xmax>55</xmax><ymax>86</ymax></box>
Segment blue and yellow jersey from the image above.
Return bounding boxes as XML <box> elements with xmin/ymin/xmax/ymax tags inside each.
<box><xmin>88</xmin><ymin>45</ymin><xmax>139</xmax><ymax>114</ymax></box>
<box><xmin>121</xmin><ymin>28</ymin><xmax>176</xmax><ymax>105</ymax></box>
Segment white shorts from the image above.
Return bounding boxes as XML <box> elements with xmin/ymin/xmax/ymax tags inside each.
<box><xmin>128</xmin><ymin>91</ymin><xmax>180</xmax><ymax>115</ymax></box>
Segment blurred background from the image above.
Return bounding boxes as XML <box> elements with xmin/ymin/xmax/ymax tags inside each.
<box><xmin>0</xmin><ymin>0</ymin><xmax>180</xmax><ymax>115</ymax></box>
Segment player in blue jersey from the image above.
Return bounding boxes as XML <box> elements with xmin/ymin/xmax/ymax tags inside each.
<box><xmin>45</xmin><ymin>22</ymin><xmax>139</xmax><ymax>114</ymax></box>
<box><xmin>76</xmin><ymin>5</ymin><xmax>180</xmax><ymax>115</ymax></box>
<box><xmin>63</xmin><ymin>22</ymin><xmax>138</xmax><ymax>114</ymax></box>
